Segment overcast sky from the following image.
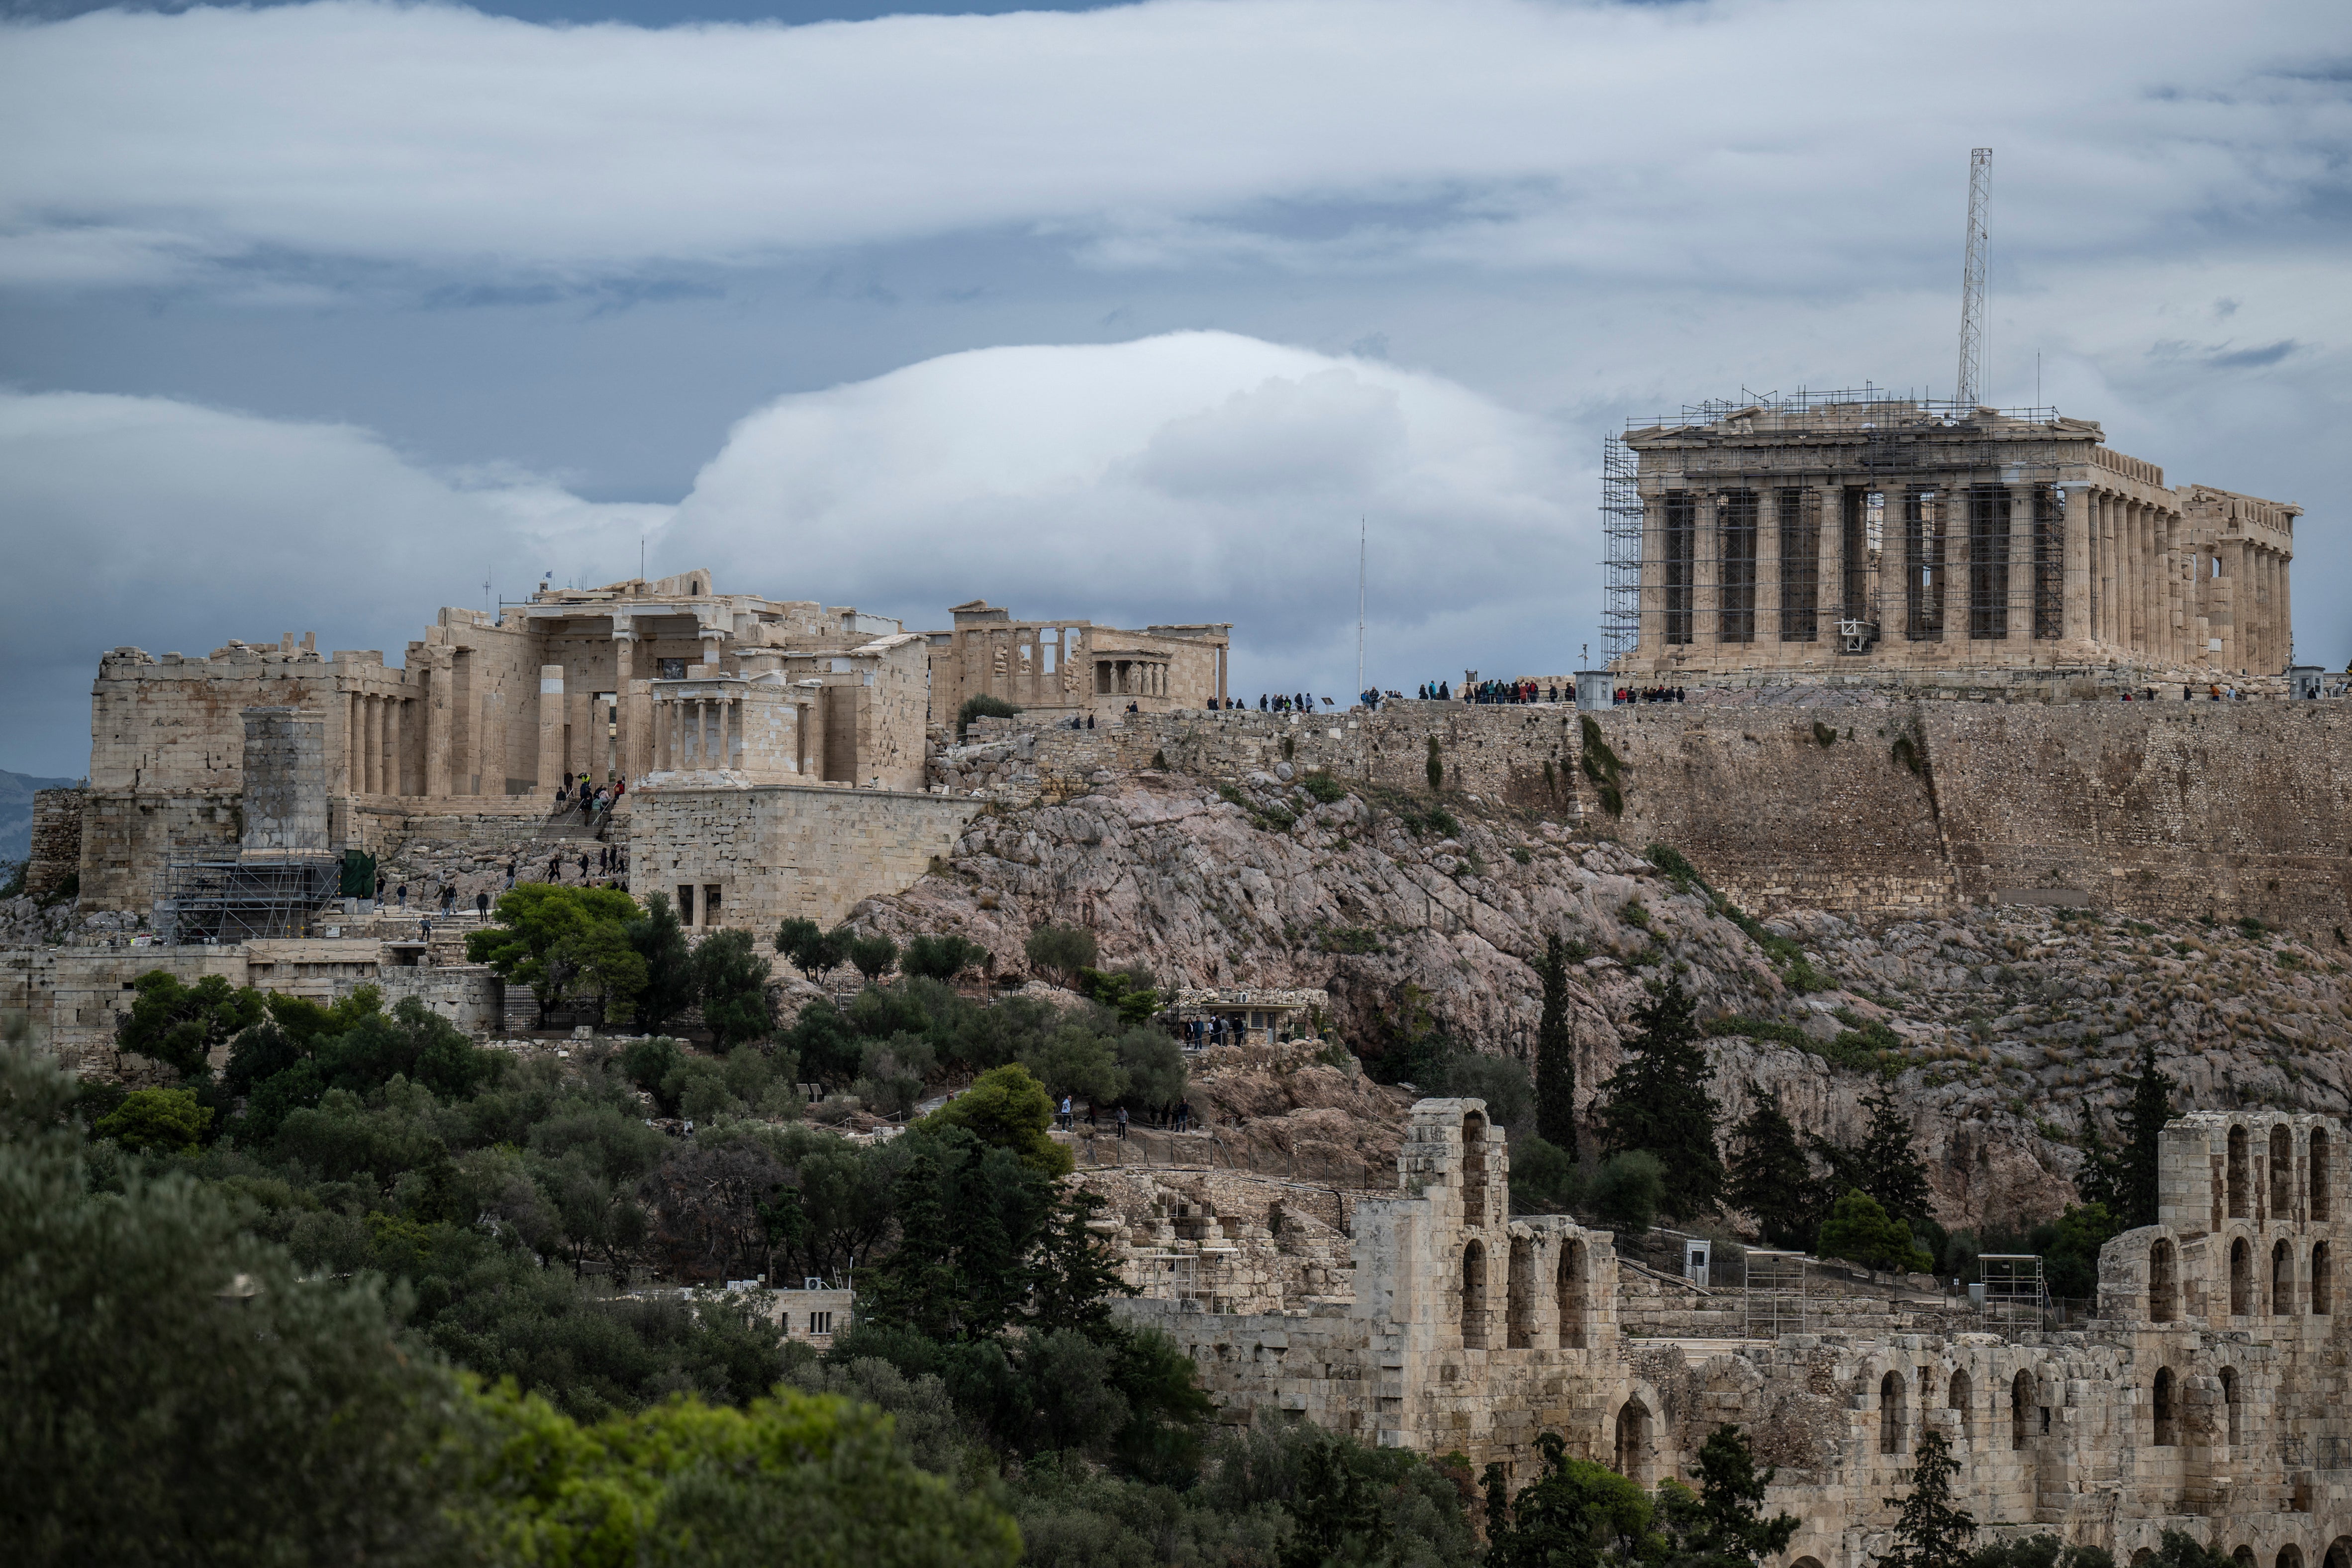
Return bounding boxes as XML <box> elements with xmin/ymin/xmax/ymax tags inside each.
<box><xmin>3</xmin><ymin>0</ymin><xmax>2347</xmax><ymax>777</ymax></box>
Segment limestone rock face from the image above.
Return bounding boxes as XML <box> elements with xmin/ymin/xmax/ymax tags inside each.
<box><xmin>858</xmin><ymin>774</ymin><xmax>2352</xmax><ymax>1231</ymax></box>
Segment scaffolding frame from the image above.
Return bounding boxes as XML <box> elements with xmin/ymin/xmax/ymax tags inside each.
<box><xmin>1600</xmin><ymin>388</ymin><xmax>2069</xmax><ymax>667</ymax></box>
<box><xmin>1980</xmin><ymin>1254</ymin><xmax>2049</xmax><ymax>1334</ymax></box>
<box><xmin>1743</xmin><ymin>1249</ymin><xmax>1810</xmax><ymax>1339</ymax></box>
<box><xmin>155</xmin><ymin>854</ymin><xmax>339</xmax><ymax>945</ymax></box>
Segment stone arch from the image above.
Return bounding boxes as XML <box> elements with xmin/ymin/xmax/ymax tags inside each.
<box><xmin>1556</xmin><ymin>1238</ymin><xmax>1587</xmax><ymax>1349</ymax></box>
<box><xmin>2313</xmin><ymin>1128</ymin><xmax>2333</xmax><ymax>1222</ymax></box>
<box><xmin>2324</xmin><ymin>1538</ymin><xmax>2352</xmax><ymax>1568</ymax></box>
<box><xmin>1505</xmin><ymin>1234</ymin><xmax>1536</xmax><ymax>1349</ymax></box>
<box><xmin>2273</xmin><ymin>1124</ymin><xmax>2295</xmax><ymax>1218</ymax></box>
<box><xmin>2153</xmin><ymin>1366</ymin><xmax>2178</xmax><ymax>1447</ymax></box>
<box><xmin>2134</xmin><ymin>1554</ymin><xmax>2155</xmax><ymax>1568</ymax></box>
<box><xmin>2231</xmin><ymin>1125</ymin><xmax>2252</xmax><ymax>1219</ymax></box>
<box><xmin>2232</xmin><ymin>1236</ymin><xmax>2254</xmax><ymax>1316</ymax></box>
<box><xmin>2279</xmin><ymin>1546</ymin><xmax>2306</xmax><ymax>1568</ymax></box>
<box><xmin>2011</xmin><ymin>1370</ymin><xmax>2035</xmax><ymax>1450</ymax></box>
<box><xmin>1461</xmin><ymin>1110</ymin><xmax>1488</xmax><ymax>1230</ymax></box>
<box><xmin>2221</xmin><ymin>1366</ymin><xmax>2242</xmax><ymax>1447</ymax></box>
<box><xmin>2150</xmin><ymin>1237</ymin><xmax>2179</xmax><ymax>1323</ymax></box>
<box><xmin>1461</xmin><ymin>1240</ymin><xmax>1489</xmax><ymax>1350</ymax></box>
<box><xmin>1614</xmin><ymin>1398</ymin><xmax>1653</xmax><ymax>1482</ymax></box>
<box><xmin>1880</xmin><ymin>1370</ymin><xmax>1909</xmax><ymax>1456</ymax></box>
<box><xmin>2234</xmin><ymin>1549</ymin><xmax>2256</xmax><ymax>1568</ymax></box>
<box><xmin>2274</xmin><ymin>1239</ymin><xmax>2295</xmax><ymax>1317</ymax></box>
<box><xmin>1793</xmin><ymin>1559</ymin><xmax>1826</xmax><ymax>1568</ymax></box>
<box><xmin>2315</xmin><ymin>1242</ymin><xmax>2334</xmax><ymax>1316</ymax></box>
<box><xmin>1949</xmin><ymin>1368</ymin><xmax>1973</xmax><ymax>1444</ymax></box>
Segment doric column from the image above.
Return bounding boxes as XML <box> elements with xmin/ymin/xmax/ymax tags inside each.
<box><xmin>423</xmin><ymin>648</ymin><xmax>452</xmax><ymax>798</ymax></box>
<box><xmin>1756</xmin><ymin>488</ymin><xmax>1782</xmax><ymax>653</ymax></box>
<box><xmin>1941</xmin><ymin>487</ymin><xmax>1967</xmax><ymax>648</ymax></box>
<box><xmin>2092</xmin><ymin>492</ymin><xmax>2112</xmax><ymax>646</ymax></box>
<box><xmin>611</xmin><ymin>627</ymin><xmax>637</xmax><ymax>783</ymax></box>
<box><xmin>2278</xmin><ymin>544</ymin><xmax>2293</xmax><ymax>669</ymax></box>
<box><xmin>1819</xmin><ymin>484</ymin><xmax>1844</xmax><ymax>634</ymax></box>
<box><xmin>2007</xmin><ymin>482</ymin><xmax>2036</xmax><ymax>646</ymax></box>
<box><xmin>375</xmin><ymin>695</ymin><xmax>392</xmax><ymax>794</ymax></box>
<box><xmin>2121</xmin><ymin>498</ymin><xmax>2142</xmax><ymax>654</ymax></box>
<box><xmin>537</xmin><ymin>666</ymin><xmax>565</xmax><ymax>792</ymax></box>
<box><xmin>2062</xmin><ymin>482</ymin><xmax>2093</xmax><ymax>644</ymax></box>
<box><xmin>1692</xmin><ymin>490</ymin><xmax>1721</xmax><ymax>657</ymax></box>
<box><xmin>2168</xmin><ymin>511</ymin><xmax>2189</xmax><ymax>667</ymax></box>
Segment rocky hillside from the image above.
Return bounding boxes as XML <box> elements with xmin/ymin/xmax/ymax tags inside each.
<box><xmin>858</xmin><ymin>769</ymin><xmax>2352</xmax><ymax>1232</ymax></box>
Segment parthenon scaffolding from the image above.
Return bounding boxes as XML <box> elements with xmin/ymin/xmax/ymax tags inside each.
<box><xmin>1600</xmin><ymin>389</ymin><xmax>2302</xmax><ymax>679</ymax></box>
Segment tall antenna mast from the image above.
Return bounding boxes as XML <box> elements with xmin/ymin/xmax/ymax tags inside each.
<box><xmin>1956</xmin><ymin>147</ymin><xmax>1992</xmax><ymax>407</ymax></box>
<box><xmin>1355</xmin><ymin>518</ymin><xmax>1367</xmax><ymax>697</ymax></box>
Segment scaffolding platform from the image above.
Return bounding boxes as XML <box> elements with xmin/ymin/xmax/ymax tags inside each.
<box><xmin>154</xmin><ymin>853</ymin><xmax>341</xmax><ymax>945</ymax></box>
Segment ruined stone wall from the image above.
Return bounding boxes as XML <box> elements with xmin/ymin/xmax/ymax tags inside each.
<box><xmin>857</xmin><ymin>636</ymin><xmax>931</xmax><ymax>793</ymax></box>
<box><xmin>1122</xmin><ymin>1097</ymin><xmax>2352</xmax><ymax>1568</ymax></box>
<box><xmin>77</xmin><ymin>790</ymin><xmax>241</xmax><ymax>913</ymax></box>
<box><xmin>26</xmin><ymin>787</ymin><xmax>85</xmax><ymax>898</ymax></box>
<box><xmin>953</xmin><ymin>699</ymin><xmax>2352</xmax><ymax>936</ymax></box>
<box><xmin>627</xmin><ymin>784</ymin><xmax>980</xmax><ymax>933</ymax></box>
<box><xmin>90</xmin><ymin>645</ymin><xmax>350</xmax><ymax>794</ymax></box>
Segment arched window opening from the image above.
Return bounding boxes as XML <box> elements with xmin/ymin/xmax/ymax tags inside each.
<box><xmin>2315</xmin><ymin>1242</ymin><xmax>2334</xmax><ymax>1317</ymax></box>
<box><xmin>2324</xmin><ymin>1539</ymin><xmax>2352</xmax><ymax>1568</ymax></box>
<box><xmin>2274</xmin><ymin>1239</ymin><xmax>2295</xmax><ymax>1317</ymax></box>
<box><xmin>1614</xmin><ymin>1399</ymin><xmax>1652</xmax><ymax>1482</ymax></box>
<box><xmin>2010</xmin><ymin>1371</ymin><xmax>2034</xmax><ymax>1451</ymax></box>
<box><xmin>1879</xmin><ymin>1371</ymin><xmax>1908</xmax><ymax>1456</ymax></box>
<box><xmin>2281</xmin><ymin>1546</ymin><xmax>2308</xmax><ymax>1568</ymax></box>
<box><xmin>2272</xmin><ymin>1125</ymin><xmax>2294</xmax><ymax>1218</ymax></box>
<box><xmin>2232</xmin><ymin>1551</ymin><xmax>2255</xmax><ymax>1568</ymax></box>
<box><xmin>2153</xmin><ymin>1366</ymin><xmax>2177</xmax><ymax>1447</ymax></box>
<box><xmin>2221</xmin><ymin>1367</ymin><xmax>2241</xmax><ymax>1447</ymax></box>
<box><xmin>1461</xmin><ymin>1111</ymin><xmax>1488</xmax><ymax>1231</ymax></box>
<box><xmin>2149</xmin><ymin>1238</ymin><xmax>2178</xmax><ymax>1323</ymax></box>
<box><xmin>1948</xmin><ymin>1369</ymin><xmax>1973</xmax><ymax>1445</ymax></box>
<box><xmin>2230</xmin><ymin>1126</ymin><xmax>2251</xmax><ymax>1219</ymax></box>
<box><xmin>1461</xmin><ymin>1240</ymin><xmax>1488</xmax><ymax>1350</ymax></box>
<box><xmin>1505</xmin><ymin>1235</ymin><xmax>1536</xmax><ymax>1350</ymax></box>
<box><xmin>1557</xmin><ymin>1239</ymin><xmax>1587</xmax><ymax>1349</ymax></box>
<box><xmin>2231</xmin><ymin>1237</ymin><xmax>2253</xmax><ymax>1316</ymax></box>
<box><xmin>2313</xmin><ymin>1129</ymin><xmax>2333</xmax><ymax>1222</ymax></box>
<box><xmin>2135</xmin><ymin>1554</ymin><xmax>2156</xmax><ymax>1568</ymax></box>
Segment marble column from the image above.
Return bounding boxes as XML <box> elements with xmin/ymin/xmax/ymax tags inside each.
<box><xmin>2008</xmin><ymin>482</ymin><xmax>2037</xmax><ymax>644</ymax></box>
<box><xmin>1756</xmin><ymin>489</ymin><xmax>1783</xmax><ymax>652</ymax></box>
<box><xmin>423</xmin><ymin>648</ymin><xmax>452</xmax><ymax>797</ymax></box>
<box><xmin>611</xmin><ymin>629</ymin><xmax>637</xmax><ymax>783</ymax></box>
<box><xmin>2061</xmin><ymin>483</ymin><xmax>2092</xmax><ymax>645</ymax></box>
<box><xmin>1818</xmin><ymin>485</ymin><xmax>1844</xmax><ymax>639</ymax></box>
<box><xmin>537</xmin><ymin>666</ymin><xmax>565</xmax><ymax>793</ymax></box>
<box><xmin>1690</xmin><ymin>491</ymin><xmax>1720</xmax><ymax>657</ymax></box>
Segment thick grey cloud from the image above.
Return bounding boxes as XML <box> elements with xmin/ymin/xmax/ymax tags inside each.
<box><xmin>1</xmin><ymin>0</ymin><xmax>2346</xmax><ymax>776</ymax></box>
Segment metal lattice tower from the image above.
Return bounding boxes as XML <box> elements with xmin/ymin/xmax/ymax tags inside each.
<box><xmin>1956</xmin><ymin>148</ymin><xmax>1992</xmax><ymax>407</ymax></box>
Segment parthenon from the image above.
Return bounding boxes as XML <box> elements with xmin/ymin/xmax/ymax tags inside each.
<box><xmin>1603</xmin><ymin>392</ymin><xmax>2302</xmax><ymax>680</ymax></box>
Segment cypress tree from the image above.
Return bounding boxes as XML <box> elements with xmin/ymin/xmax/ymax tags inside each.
<box><xmin>1533</xmin><ymin>932</ymin><xmax>1580</xmax><ymax>1160</ymax></box>
<box><xmin>1593</xmin><ymin>978</ymin><xmax>1723</xmax><ymax>1220</ymax></box>
<box><xmin>2114</xmin><ymin>1036</ymin><xmax>2175</xmax><ymax>1229</ymax></box>
<box><xmin>1727</xmin><ymin>1088</ymin><xmax>1811</xmax><ymax>1248</ymax></box>
<box><xmin>2074</xmin><ymin>1115</ymin><xmax>2124</xmax><ymax>1215</ymax></box>
<box><xmin>1874</xmin><ymin>1430</ymin><xmax>1975</xmax><ymax>1568</ymax></box>
<box><xmin>1854</xmin><ymin>1080</ymin><xmax>1934</xmax><ymax>1228</ymax></box>
<box><xmin>1659</xmin><ymin>1424</ymin><xmax>1800</xmax><ymax>1568</ymax></box>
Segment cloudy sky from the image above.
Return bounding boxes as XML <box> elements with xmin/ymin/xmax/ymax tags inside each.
<box><xmin>2</xmin><ymin>0</ymin><xmax>2347</xmax><ymax>777</ymax></box>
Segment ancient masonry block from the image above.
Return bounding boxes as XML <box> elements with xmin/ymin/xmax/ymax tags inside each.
<box><xmin>1118</xmin><ymin>1098</ymin><xmax>2352</xmax><ymax>1568</ymax></box>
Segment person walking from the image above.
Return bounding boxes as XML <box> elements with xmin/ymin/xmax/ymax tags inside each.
<box><xmin>1116</xmin><ymin>1105</ymin><xmax>1128</xmax><ymax>1141</ymax></box>
<box><xmin>475</xmin><ymin>889</ymin><xmax>490</xmax><ymax>921</ymax></box>
<box><xmin>396</xmin><ymin>882</ymin><xmax>408</xmax><ymax>908</ymax></box>
<box><xmin>1059</xmin><ymin>1095</ymin><xmax>1073</xmax><ymax>1131</ymax></box>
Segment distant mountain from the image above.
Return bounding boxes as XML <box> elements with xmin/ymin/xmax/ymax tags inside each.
<box><xmin>0</xmin><ymin>769</ymin><xmax>80</xmax><ymax>864</ymax></box>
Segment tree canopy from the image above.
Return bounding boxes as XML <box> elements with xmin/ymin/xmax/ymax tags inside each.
<box><xmin>1592</xmin><ymin>978</ymin><xmax>1722</xmax><ymax>1220</ymax></box>
<box><xmin>468</xmin><ymin>884</ymin><xmax>648</xmax><ymax>1027</ymax></box>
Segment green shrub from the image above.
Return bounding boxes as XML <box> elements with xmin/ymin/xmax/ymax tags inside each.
<box><xmin>1816</xmin><ymin>1189</ymin><xmax>1933</xmax><ymax>1273</ymax></box>
<box><xmin>1589</xmin><ymin>1150</ymin><xmax>1664</xmax><ymax>1233</ymax></box>
<box><xmin>956</xmin><ymin>694</ymin><xmax>1021</xmax><ymax>739</ymax></box>
<box><xmin>1812</xmin><ymin>720</ymin><xmax>1838</xmax><ymax>748</ymax></box>
<box><xmin>1579</xmin><ymin>715</ymin><xmax>1626</xmax><ymax>816</ymax></box>
<box><xmin>1425</xmin><ymin>736</ymin><xmax>1444</xmax><ymax>792</ymax></box>
<box><xmin>95</xmin><ymin>1087</ymin><xmax>212</xmax><ymax>1154</ymax></box>
<box><xmin>1024</xmin><ymin>923</ymin><xmax>1099</xmax><ymax>986</ymax></box>
<box><xmin>1320</xmin><ymin>927</ymin><xmax>1384</xmax><ymax>956</ymax></box>
<box><xmin>903</xmin><ymin>933</ymin><xmax>987</xmax><ymax>981</ymax></box>
<box><xmin>1508</xmin><ymin>1136</ymin><xmax>1583</xmax><ymax>1215</ymax></box>
<box><xmin>1298</xmin><ymin>770</ymin><xmax>1347</xmax><ymax>804</ymax></box>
